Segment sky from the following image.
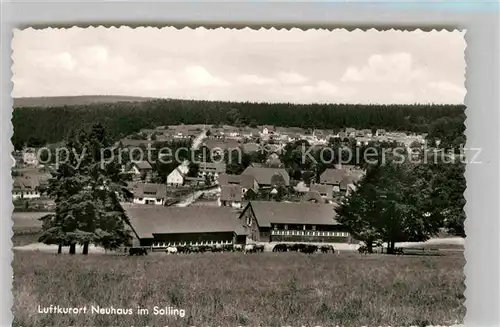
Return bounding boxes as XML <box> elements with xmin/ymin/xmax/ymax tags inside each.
<box><xmin>12</xmin><ymin>27</ymin><xmax>466</xmax><ymax>105</ymax></box>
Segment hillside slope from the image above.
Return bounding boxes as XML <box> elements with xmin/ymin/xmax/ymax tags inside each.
<box><xmin>13</xmin><ymin>95</ymin><xmax>158</xmax><ymax>108</ymax></box>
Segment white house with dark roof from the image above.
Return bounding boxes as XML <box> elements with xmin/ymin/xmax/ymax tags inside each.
<box><xmin>166</xmin><ymin>161</ymin><xmax>190</xmax><ymax>186</ymax></box>
<box><xmin>131</xmin><ymin>183</ymin><xmax>167</xmax><ymax>205</ymax></box>
<box><xmin>198</xmin><ymin>162</ymin><xmax>226</xmax><ymax>180</ymax></box>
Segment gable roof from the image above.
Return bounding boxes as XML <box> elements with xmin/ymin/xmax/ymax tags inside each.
<box><xmin>241</xmin><ymin>167</ymin><xmax>290</xmax><ymax>186</ymax></box>
<box><xmin>220</xmin><ymin>185</ymin><xmax>243</xmax><ymax>202</ymax></box>
<box><xmin>218</xmin><ymin>173</ymin><xmax>256</xmax><ymax>190</ymax></box>
<box><xmin>245</xmin><ymin>201</ymin><xmax>339</xmax><ymax>227</ymax></box>
<box><xmin>123</xmin><ymin>204</ymin><xmax>247</xmax><ymax>238</ymax></box>
<box><xmin>133</xmin><ymin>161</ymin><xmax>152</xmax><ymax>170</ymax></box>
<box><xmin>132</xmin><ymin>183</ymin><xmax>167</xmax><ymax>199</ymax></box>
<box><xmin>319</xmin><ymin>169</ymin><xmax>345</xmax><ymax>185</ymax></box>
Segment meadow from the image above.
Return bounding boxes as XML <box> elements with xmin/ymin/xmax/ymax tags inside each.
<box><xmin>13</xmin><ymin>250</ymin><xmax>464</xmax><ymax>327</ymax></box>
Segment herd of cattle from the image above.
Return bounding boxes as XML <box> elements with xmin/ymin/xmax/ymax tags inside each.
<box><xmin>128</xmin><ymin>243</ymin><xmax>336</xmax><ymax>256</ymax></box>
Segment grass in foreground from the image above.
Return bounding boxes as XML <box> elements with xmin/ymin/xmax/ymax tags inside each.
<box><xmin>13</xmin><ymin>251</ymin><xmax>464</xmax><ymax>327</ymax></box>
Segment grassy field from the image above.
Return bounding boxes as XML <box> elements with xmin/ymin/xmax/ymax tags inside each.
<box><xmin>13</xmin><ymin>251</ymin><xmax>464</xmax><ymax>327</ymax></box>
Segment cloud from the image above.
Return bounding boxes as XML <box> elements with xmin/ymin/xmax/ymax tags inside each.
<box><xmin>276</xmin><ymin>72</ymin><xmax>309</xmax><ymax>85</ymax></box>
<box><xmin>301</xmin><ymin>81</ymin><xmax>338</xmax><ymax>95</ymax></box>
<box><xmin>184</xmin><ymin>66</ymin><xmax>229</xmax><ymax>87</ymax></box>
<box><xmin>341</xmin><ymin>52</ymin><xmax>425</xmax><ymax>84</ymax></box>
<box><xmin>237</xmin><ymin>74</ymin><xmax>277</xmax><ymax>86</ymax></box>
<box><xmin>11</xmin><ymin>28</ymin><xmax>465</xmax><ymax>104</ymax></box>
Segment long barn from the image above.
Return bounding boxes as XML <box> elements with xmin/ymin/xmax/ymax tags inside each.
<box><xmin>238</xmin><ymin>201</ymin><xmax>354</xmax><ymax>244</ymax></box>
<box><xmin>123</xmin><ymin>204</ymin><xmax>247</xmax><ymax>249</ymax></box>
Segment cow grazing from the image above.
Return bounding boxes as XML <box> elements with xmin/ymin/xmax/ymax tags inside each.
<box><xmin>320</xmin><ymin>245</ymin><xmax>334</xmax><ymax>253</ymax></box>
<box><xmin>211</xmin><ymin>244</ymin><xmax>224</xmax><ymax>253</ymax></box>
<box><xmin>129</xmin><ymin>247</ymin><xmax>148</xmax><ymax>256</ymax></box>
<box><xmin>273</xmin><ymin>243</ymin><xmax>288</xmax><ymax>252</ymax></box>
<box><xmin>243</xmin><ymin>244</ymin><xmax>256</xmax><ymax>254</ymax></box>
<box><xmin>166</xmin><ymin>246</ymin><xmax>178</xmax><ymax>254</ymax></box>
<box><xmin>301</xmin><ymin>245</ymin><xmax>318</xmax><ymax>254</ymax></box>
<box><xmin>233</xmin><ymin>244</ymin><xmax>243</xmax><ymax>252</ymax></box>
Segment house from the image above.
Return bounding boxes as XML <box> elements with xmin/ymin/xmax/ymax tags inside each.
<box><xmin>198</xmin><ymin>162</ymin><xmax>226</xmax><ymax>179</ymax></box>
<box><xmin>376</xmin><ymin>129</ymin><xmax>386</xmax><ymax>136</ymax></box>
<box><xmin>310</xmin><ymin>184</ymin><xmax>333</xmax><ymax>200</ymax></box>
<box><xmin>266</xmin><ymin>153</ymin><xmax>283</xmax><ymax>167</ymax></box>
<box><xmin>319</xmin><ymin>169</ymin><xmax>346</xmax><ymax>190</ymax></box>
<box><xmin>241</xmin><ymin>142</ymin><xmax>261</xmax><ymax>154</ymax></box>
<box><xmin>12</xmin><ymin>174</ymin><xmax>45</xmax><ymax>199</ymax></box>
<box><xmin>166</xmin><ymin>161</ymin><xmax>190</xmax><ymax>186</ymax></box>
<box><xmin>345</xmin><ymin>128</ymin><xmax>356</xmax><ymax>138</ymax></box>
<box><xmin>131</xmin><ymin>183</ymin><xmax>167</xmax><ymax>205</ymax></box>
<box><xmin>261</xmin><ymin>125</ymin><xmax>275</xmax><ymax>135</ymax></box>
<box><xmin>356</xmin><ymin>129</ymin><xmax>372</xmax><ymax>137</ymax></box>
<box><xmin>124</xmin><ymin>204</ymin><xmax>248</xmax><ymax>248</ymax></box>
<box><xmin>241</xmin><ymin>166</ymin><xmax>290</xmax><ymax>187</ymax></box>
<box><xmin>238</xmin><ymin>201</ymin><xmax>352</xmax><ymax>243</ymax></box>
<box><xmin>218</xmin><ymin>173</ymin><xmax>259</xmax><ymax>194</ymax></box>
<box><xmin>218</xmin><ymin>185</ymin><xmax>243</xmax><ymax>209</ymax></box>
<box><xmin>22</xmin><ymin>148</ymin><xmax>38</xmax><ymax>167</ymax></box>
<box><xmin>129</xmin><ymin>161</ymin><xmax>153</xmax><ymax>181</ymax></box>
<box><xmin>320</xmin><ymin>167</ymin><xmax>365</xmax><ymax>193</ymax></box>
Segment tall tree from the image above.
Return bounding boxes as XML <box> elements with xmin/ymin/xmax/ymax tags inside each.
<box><xmin>336</xmin><ymin>160</ymin><xmax>443</xmax><ymax>254</ymax></box>
<box><xmin>39</xmin><ymin>123</ymin><xmax>132</xmax><ymax>254</ymax></box>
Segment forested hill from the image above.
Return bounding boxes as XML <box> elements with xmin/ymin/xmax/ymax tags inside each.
<box><xmin>13</xmin><ymin>95</ymin><xmax>157</xmax><ymax>108</ymax></box>
<box><xmin>11</xmin><ymin>98</ymin><xmax>465</xmax><ymax>149</ymax></box>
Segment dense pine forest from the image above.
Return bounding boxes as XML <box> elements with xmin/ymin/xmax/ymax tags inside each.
<box><xmin>11</xmin><ymin>98</ymin><xmax>465</xmax><ymax>149</ymax></box>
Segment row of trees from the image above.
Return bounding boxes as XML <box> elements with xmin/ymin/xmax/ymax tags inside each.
<box><xmin>12</xmin><ymin>99</ymin><xmax>465</xmax><ymax>149</ymax></box>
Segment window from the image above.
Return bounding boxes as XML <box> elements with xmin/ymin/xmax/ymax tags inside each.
<box><xmin>273</xmin><ymin>224</ymin><xmax>277</xmax><ymax>230</ymax></box>
<box><xmin>284</xmin><ymin>224</ymin><xmax>288</xmax><ymax>230</ymax></box>
<box><xmin>312</xmin><ymin>225</ymin><xmax>316</xmax><ymax>231</ymax></box>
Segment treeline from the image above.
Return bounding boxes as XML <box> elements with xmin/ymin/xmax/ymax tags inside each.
<box><xmin>12</xmin><ymin>98</ymin><xmax>465</xmax><ymax>149</ymax></box>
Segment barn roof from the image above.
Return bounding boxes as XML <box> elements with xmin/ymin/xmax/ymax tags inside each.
<box><xmin>241</xmin><ymin>166</ymin><xmax>290</xmax><ymax>186</ymax></box>
<box><xmin>218</xmin><ymin>173</ymin><xmax>256</xmax><ymax>190</ymax></box>
<box><xmin>246</xmin><ymin>201</ymin><xmax>339</xmax><ymax>227</ymax></box>
<box><xmin>123</xmin><ymin>204</ymin><xmax>247</xmax><ymax>238</ymax></box>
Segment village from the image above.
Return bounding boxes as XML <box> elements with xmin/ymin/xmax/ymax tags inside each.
<box><xmin>12</xmin><ymin>123</ymin><xmax>429</xmax><ymax>253</ymax></box>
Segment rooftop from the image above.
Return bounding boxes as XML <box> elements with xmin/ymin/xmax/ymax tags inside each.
<box><xmin>124</xmin><ymin>204</ymin><xmax>246</xmax><ymax>238</ymax></box>
<box><xmin>246</xmin><ymin>201</ymin><xmax>339</xmax><ymax>227</ymax></box>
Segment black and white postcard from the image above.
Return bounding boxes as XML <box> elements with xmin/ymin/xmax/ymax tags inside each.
<box><xmin>11</xmin><ymin>27</ymin><xmax>466</xmax><ymax>327</ymax></box>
